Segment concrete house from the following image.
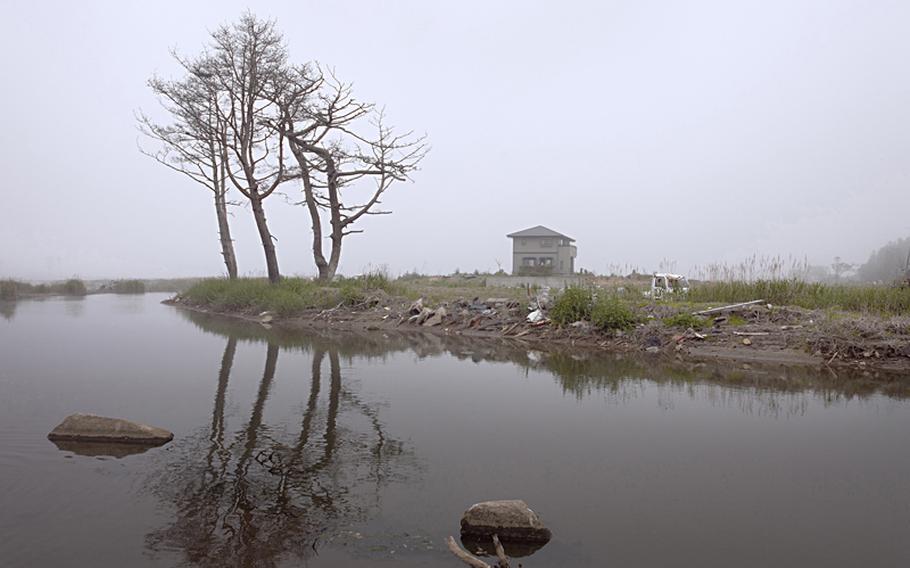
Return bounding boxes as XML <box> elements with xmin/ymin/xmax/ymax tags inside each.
<box><xmin>507</xmin><ymin>225</ymin><xmax>577</xmax><ymax>275</ymax></box>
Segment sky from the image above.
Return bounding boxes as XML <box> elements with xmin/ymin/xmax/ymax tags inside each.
<box><xmin>1</xmin><ymin>0</ymin><xmax>909</xmax><ymax>280</ymax></box>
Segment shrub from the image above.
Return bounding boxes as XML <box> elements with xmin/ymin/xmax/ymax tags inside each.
<box><xmin>550</xmin><ymin>287</ymin><xmax>594</xmax><ymax>324</ymax></box>
<box><xmin>591</xmin><ymin>295</ymin><xmax>637</xmax><ymax>331</ymax></box>
<box><xmin>61</xmin><ymin>279</ymin><xmax>87</xmax><ymax>296</ymax></box>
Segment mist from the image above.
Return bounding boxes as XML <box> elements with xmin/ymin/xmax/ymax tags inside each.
<box><xmin>2</xmin><ymin>0</ymin><xmax>909</xmax><ymax>280</ymax></box>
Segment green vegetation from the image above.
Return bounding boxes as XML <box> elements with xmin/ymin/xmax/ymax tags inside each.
<box><xmin>663</xmin><ymin>312</ymin><xmax>706</xmax><ymax>329</ymax></box>
<box><xmin>591</xmin><ymin>295</ymin><xmax>638</xmax><ymax>331</ymax></box>
<box><xmin>0</xmin><ymin>278</ymin><xmax>87</xmax><ymax>298</ymax></box>
<box><xmin>182</xmin><ymin>271</ymin><xmax>404</xmax><ymax>316</ymax></box>
<box><xmin>0</xmin><ymin>280</ymin><xmax>18</xmax><ymax>301</ymax></box>
<box><xmin>687</xmin><ymin>279</ymin><xmax>910</xmax><ymax>315</ymax></box>
<box><xmin>61</xmin><ymin>279</ymin><xmax>87</xmax><ymax>296</ymax></box>
<box><xmin>111</xmin><ymin>280</ymin><xmax>146</xmax><ymax>294</ymax></box>
<box><xmin>550</xmin><ymin>287</ymin><xmax>638</xmax><ymax>331</ymax></box>
<box><xmin>183</xmin><ymin>278</ymin><xmax>337</xmax><ymax>315</ymax></box>
<box><xmin>550</xmin><ymin>287</ymin><xmax>594</xmax><ymax>324</ymax></box>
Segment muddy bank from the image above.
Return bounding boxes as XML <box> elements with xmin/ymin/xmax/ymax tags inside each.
<box><xmin>164</xmin><ymin>294</ymin><xmax>910</xmax><ymax>375</ymax></box>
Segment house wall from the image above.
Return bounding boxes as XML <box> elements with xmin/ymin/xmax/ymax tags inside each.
<box><xmin>486</xmin><ymin>274</ymin><xmax>587</xmax><ymax>289</ymax></box>
<box><xmin>510</xmin><ymin>237</ymin><xmax>576</xmax><ymax>275</ymax></box>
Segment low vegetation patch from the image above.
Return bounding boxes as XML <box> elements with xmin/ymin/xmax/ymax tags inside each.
<box><xmin>182</xmin><ymin>271</ymin><xmax>404</xmax><ymax>316</ymax></box>
<box><xmin>662</xmin><ymin>312</ymin><xmax>706</xmax><ymax>329</ymax></box>
<box><xmin>1</xmin><ymin>278</ymin><xmax>88</xmax><ymax>298</ymax></box>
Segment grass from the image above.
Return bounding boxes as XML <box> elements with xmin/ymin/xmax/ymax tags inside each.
<box><xmin>182</xmin><ymin>270</ymin><xmax>405</xmax><ymax>316</ymax></box>
<box><xmin>687</xmin><ymin>279</ymin><xmax>910</xmax><ymax>315</ymax></box>
<box><xmin>663</xmin><ymin>312</ymin><xmax>707</xmax><ymax>329</ymax></box>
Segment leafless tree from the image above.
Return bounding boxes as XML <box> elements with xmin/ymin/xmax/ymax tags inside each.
<box><xmin>279</xmin><ymin>69</ymin><xmax>428</xmax><ymax>281</ymax></box>
<box><xmin>192</xmin><ymin>14</ymin><xmax>294</xmax><ymax>283</ymax></box>
<box><xmin>139</xmin><ymin>70</ymin><xmax>239</xmax><ymax>279</ymax></box>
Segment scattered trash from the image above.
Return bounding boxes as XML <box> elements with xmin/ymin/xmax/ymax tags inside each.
<box><xmin>742</xmin><ymin>338</ymin><xmax>753</xmax><ymax>346</ymax></box>
<box><xmin>527</xmin><ymin>309</ymin><xmax>545</xmax><ymax>323</ymax></box>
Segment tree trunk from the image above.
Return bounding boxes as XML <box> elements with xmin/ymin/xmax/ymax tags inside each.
<box><xmin>323</xmin><ymin>233</ymin><xmax>342</xmax><ymax>281</ymax></box>
<box><xmin>288</xmin><ymin>144</ymin><xmax>331</xmax><ymax>280</ymax></box>
<box><xmin>249</xmin><ymin>192</ymin><xmax>281</xmax><ymax>283</ymax></box>
<box><xmin>214</xmin><ymin>191</ymin><xmax>238</xmax><ymax>279</ymax></box>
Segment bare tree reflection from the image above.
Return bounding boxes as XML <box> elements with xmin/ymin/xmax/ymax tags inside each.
<box><xmin>0</xmin><ymin>301</ymin><xmax>16</xmax><ymax>321</ymax></box>
<box><xmin>146</xmin><ymin>335</ymin><xmax>413</xmax><ymax>567</ymax></box>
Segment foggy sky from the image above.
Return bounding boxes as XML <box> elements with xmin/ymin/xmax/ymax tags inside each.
<box><xmin>2</xmin><ymin>0</ymin><xmax>909</xmax><ymax>280</ymax></box>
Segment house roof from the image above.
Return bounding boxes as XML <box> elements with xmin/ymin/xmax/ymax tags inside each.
<box><xmin>506</xmin><ymin>225</ymin><xmax>575</xmax><ymax>241</ymax></box>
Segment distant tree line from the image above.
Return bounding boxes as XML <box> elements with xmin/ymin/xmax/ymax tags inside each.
<box><xmin>140</xmin><ymin>14</ymin><xmax>427</xmax><ymax>283</ymax></box>
<box><xmin>857</xmin><ymin>237</ymin><xmax>910</xmax><ymax>283</ymax></box>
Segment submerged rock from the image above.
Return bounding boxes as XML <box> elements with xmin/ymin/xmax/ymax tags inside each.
<box><xmin>460</xmin><ymin>499</ymin><xmax>551</xmax><ymax>543</ymax></box>
<box><xmin>47</xmin><ymin>413</ymin><xmax>173</xmax><ymax>446</ymax></box>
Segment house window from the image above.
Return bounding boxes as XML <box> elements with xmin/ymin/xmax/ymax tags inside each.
<box><xmin>541</xmin><ymin>239</ymin><xmax>553</xmax><ymax>248</ymax></box>
<box><xmin>522</xmin><ymin>257</ymin><xmax>537</xmax><ymax>266</ymax></box>
<box><xmin>539</xmin><ymin>257</ymin><xmax>553</xmax><ymax>266</ymax></box>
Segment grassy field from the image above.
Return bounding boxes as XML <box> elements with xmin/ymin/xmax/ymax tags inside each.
<box><xmin>686</xmin><ymin>279</ymin><xmax>910</xmax><ymax>315</ymax></box>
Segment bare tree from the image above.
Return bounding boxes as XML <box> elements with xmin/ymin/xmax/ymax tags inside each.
<box><xmin>193</xmin><ymin>14</ymin><xmax>293</xmax><ymax>283</ymax></box>
<box><xmin>139</xmin><ymin>71</ymin><xmax>239</xmax><ymax>279</ymax></box>
<box><xmin>279</xmin><ymin>70</ymin><xmax>428</xmax><ymax>281</ymax></box>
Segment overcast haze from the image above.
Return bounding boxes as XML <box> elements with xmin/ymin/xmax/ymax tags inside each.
<box><xmin>2</xmin><ymin>0</ymin><xmax>908</xmax><ymax>280</ymax></box>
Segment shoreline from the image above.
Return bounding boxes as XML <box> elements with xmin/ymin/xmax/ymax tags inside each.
<box><xmin>163</xmin><ymin>296</ymin><xmax>910</xmax><ymax>376</ymax></box>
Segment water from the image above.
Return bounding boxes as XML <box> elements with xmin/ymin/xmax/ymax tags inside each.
<box><xmin>1</xmin><ymin>294</ymin><xmax>909</xmax><ymax>567</ymax></box>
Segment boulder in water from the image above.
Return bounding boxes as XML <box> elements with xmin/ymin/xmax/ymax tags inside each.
<box><xmin>460</xmin><ymin>499</ymin><xmax>551</xmax><ymax>543</ymax></box>
<box><xmin>47</xmin><ymin>413</ymin><xmax>173</xmax><ymax>446</ymax></box>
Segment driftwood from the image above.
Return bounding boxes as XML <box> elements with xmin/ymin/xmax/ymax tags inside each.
<box><xmin>312</xmin><ymin>302</ymin><xmax>344</xmax><ymax>320</ymax></box>
<box><xmin>446</xmin><ymin>536</ymin><xmax>492</xmax><ymax>568</ymax></box>
<box><xmin>732</xmin><ymin>331</ymin><xmax>770</xmax><ymax>337</ymax></box>
<box><xmin>692</xmin><ymin>299</ymin><xmax>765</xmax><ymax>316</ymax></box>
<box><xmin>446</xmin><ymin>534</ymin><xmax>511</xmax><ymax>568</ymax></box>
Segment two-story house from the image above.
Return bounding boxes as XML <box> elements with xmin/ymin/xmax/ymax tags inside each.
<box><xmin>507</xmin><ymin>225</ymin><xmax>577</xmax><ymax>275</ymax></box>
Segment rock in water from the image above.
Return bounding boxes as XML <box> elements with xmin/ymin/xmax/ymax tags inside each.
<box><xmin>47</xmin><ymin>414</ymin><xmax>173</xmax><ymax>446</ymax></box>
<box><xmin>460</xmin><ymin>499</ymin><xmax>551</xmax><ymax>542</ymax></box>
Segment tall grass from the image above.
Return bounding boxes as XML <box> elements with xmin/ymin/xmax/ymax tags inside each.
<box><xmin>688</xmin><ymin>280</ymin><xmax>910</xmax><ymax>315</ymax></box>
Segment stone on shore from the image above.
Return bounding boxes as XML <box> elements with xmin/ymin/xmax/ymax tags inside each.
<box><xmin>460</xmin><ymin>499</ymin><xmax>551</xmax><ymax>543</ymax></box>
<box><xmin>47</xmin><ymin>414</ymin><xmax>173</xmax><ymax>446</ymax></box>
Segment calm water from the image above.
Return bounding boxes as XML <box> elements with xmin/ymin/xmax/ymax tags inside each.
<box><xmin>1</xmin><ymin>294</ymin><xmax>909</xmax><ymax>567</ymax></box>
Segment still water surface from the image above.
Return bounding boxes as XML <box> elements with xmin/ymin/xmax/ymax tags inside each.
<box><xmin>1</xmin><ymin>294</ymin><xmax>909</xmax><ymax>567</ymax></box>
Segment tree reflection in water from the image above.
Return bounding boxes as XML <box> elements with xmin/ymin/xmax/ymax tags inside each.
<box><xmin>146</xmin><ymin>330</ymin><xmax>413</xmax><ymax>567</ymax></box>
<box><xmin>0</xmin><ymin>301</ymin><xmax>16</xmax><ymax>321</ymax></box>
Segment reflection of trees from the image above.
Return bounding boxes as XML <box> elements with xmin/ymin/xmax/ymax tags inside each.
<box><xmin>179</xmin><ymin>308</ymin><xmax>910</xmax><ymax>408</ymax></box>
<box><xmin>147</xmin><ymin>330</ymin><xmax>412</xmax><ymax>567</ymax></box>
<box><xmin>0</xmin><ymin>301</ymin><xmax>15</xmax><ymax>321</ymax></box>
